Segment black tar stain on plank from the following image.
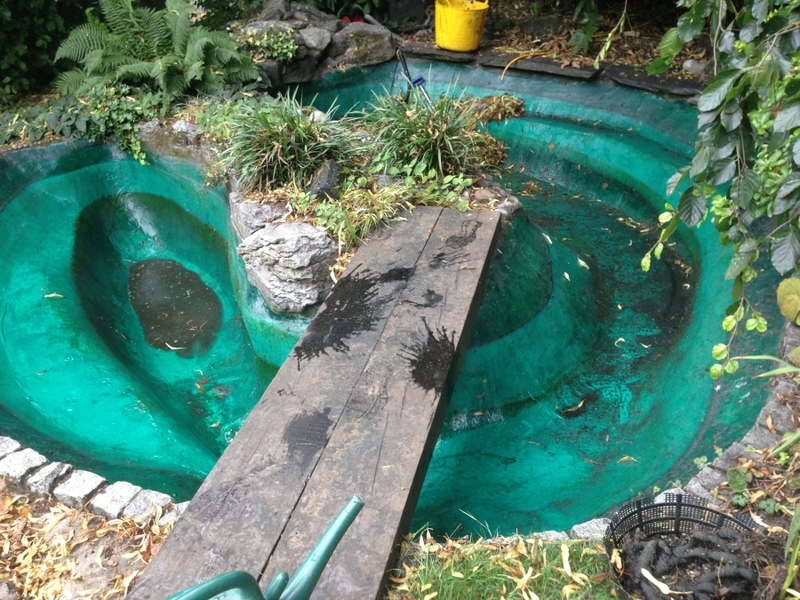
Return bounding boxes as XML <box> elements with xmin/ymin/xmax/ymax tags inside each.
<box><xmin>292</xmin><ymin>266</ymin><xmax>414</xmax><ymax>367</ymax></box>
<box><xmin>401</xmin><ymin>318</ymin><xmax>456</xmax><ymax>397</ymax></box>
<box><xmin>282</xmin><ymin>407</ymin><xmax>333</xmax><ymax>469</ymax></box>
<box><xmin>128</xmin><ymin>259</ymin><xmax>222</xmax><ymax>358</ymax></box>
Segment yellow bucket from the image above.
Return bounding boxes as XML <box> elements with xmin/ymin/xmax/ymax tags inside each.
<box><xmin>435</xmin><ymin>0</ymin><xmax>489</xmax><ymax>52</ymax></box>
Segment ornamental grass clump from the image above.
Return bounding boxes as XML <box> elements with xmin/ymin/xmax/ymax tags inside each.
<box><xmin>363</xmin><ymin>84</ymin><xmax>505</xmax><ymax>179</ymax></box>
<box><xmin>220</xmin><ymin>91</ymin><xmax>363</xmax><ymax>192</ymax></box>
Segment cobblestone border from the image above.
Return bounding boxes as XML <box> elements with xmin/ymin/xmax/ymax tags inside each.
<box><xmin>0</xmin><ymin>438</ymin><xmax>188</xmax><ymax>527</ymax></box>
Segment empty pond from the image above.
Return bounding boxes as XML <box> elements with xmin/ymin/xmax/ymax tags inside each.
<box><xmin>0</xmin><ymin>62</ymin><xmax>780</xmax><ymax>532</ymax></box>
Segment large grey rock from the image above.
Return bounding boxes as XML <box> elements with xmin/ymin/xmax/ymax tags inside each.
<box><xmin>684</xmin><ymin>479</ymin><xmax>720</xmax><ymax>503</ymax></box>
<box><xmin>237</xmin><ymin>222</ymin><xmax>336</xmax><ymax>313</ymax></box>
<box><xmin>259</xmin><ymin>0</ymin><xmax>290</xmax><ymax>20</ymax></box>
<box><xmin>0</xmin><ymin>449</ymin><xmax>48</xmax><ymax>489</ymax></box>
<box><xmin>326</xmin><ymin>23</ymin><xmax>396</xmax><ymax>68</ymax></box>
<box><xmin>757</xmin><ymin>394</ymin><xmax>795</xmax><ymax>435</ymax></box>
<box><xmin>244</xmin><ymin>19</ymin><xmax>295</xmax><ymax>36</ymax></box>
<box><xmin>741</xmin><ymin>424</ymin><xmax>782</xmax><ymax>450</ymax></box>
<box><xmin>123</xmin><ymin>489</ymin><xmax>173</xmax><ymax>521</ymax></box>
<box><xmin>53</xmin><ymin>470</ymin><xmax>107</xmax><ymax>508</ymax></box>
<box><xmin>282</xmin><ymin>55</ymin><xmax>321</xmax><ymax>84</ymax></box>
<box><xmin>569</xmin><ymin>518</ymin><xmax>609</xmax><ymax>540</ymax></box>
<box><xmin>0</xmin><ymin>437</ymin><xmax>21</xmax><ymax>460</ymax></box>
<box><xmin>27</xmin><ymin>462</ymin><xmax>72</xmax><ymax>495</ymax></box>
<box><xmin>90</xmin><ymin>481</ymin><xmax>143</xmax><ymax>519</ymax></box>
<box><xmin>229</xmin><ymin>193</ymin><xmax>288</xmax><ymax>240</ymax></box>
<box><xmin>299</xmin><ymin>27</ymin><xmax>332</xmax><ymax>52</ymax></box>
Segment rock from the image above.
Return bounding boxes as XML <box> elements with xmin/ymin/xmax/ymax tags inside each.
<box><xmin>299</xmin><ymin>26</ymin><xmax>332</xmax><ymax>52</ymax></box>
<box><xmin>123</xmin><ymin>489</ymin><xmax>173</xmax><ymax>521</ymax></box>
<box><xmin>741</xmin><ymin>424</ymin><xmax>782</xmax><ymax>450</ymax></box>
<box><xmin>0</xmin><ymin>437</ymin><xmax>21</xmax><ymax>460</ymax></box>
<box><xmin>653</xmin><ymin>487</ymin><xmax>683</xmax><ymax>504</ymax></box>
<box><xmin>375</xmin><ymin>174</ymin><xmax>395</xmax><ymax>188</ymax></box>
<box><xmin>289</xmin><ymin>2</ymin><xmax>336</xmax><ymax>26</ymax></box>
<box><xmin>90</xmin><ymin>481</ymin><xmax>143</xmax><ymax>519</ymax></box>
<box><xmin>0</xmin><ymin>583</ymin><xmax>17</xmax><ymax>600</ymax></box>
<box><xmin>158</xmin><ymin>500</ymin><xmax>190</xmax><ymax>528</ymax></box>
<box><xmin>569</xmin><ymin>518</ymin><xmax>609</xmax><ymax>540</ymax></box>
<box><xmin>171</xmin><ymin>119</ymin><xmax>200</xmax><ymax>144</ymax></box>
<box><xmin>682</xmin><ymin>59</ymin><xmax>706</xmax><ymax>75</ymax></box>
<box><xmin>244</xmin><ymin>19</ymin><xmax>295</xmax><ymax>36</ymax></box>
<box><xmin>684</xmin><ymin>479</ymin><xmax>720</xmax><ymax>503</ymax></box>
<box><xmin>534</xmin><ymin>530</ymin><xmax>569</xmax><ymax>541</ymax></box>
<box><xmin>757</xmin><ymin>394</ymin><xmax>795</xmax><ymax>435</ymax></box>
<box><xmin>711</xmin><ymin>441</ymin><xmax>760</xmax><ymax>472</ymax></box>
<box><xmin>471</xmin><ymin>188</ymin><xmax>499</xmax><ymax>204</ymax></box>
<box><xmin>237</xmin><ymin>222</ymin><xmax>337</xmax><ymax>313</ymax></box>
<box><xmin>139</xmin><ymin>120</ymin><xmax>161</xmax><ymax>135</ymax></box>
<box><xmin>326</xmin><ymin>23</ymin><xmax>396</xmax><ymax>68</ymax></box>
<box><xmin>27</xmin><ymin>462</ymin><xmax>72</xmax><ymax>495</ymax></box>
<box><xmin>306</xmin><ymin>159</ymin><xmax>342</xmax><ymax>200</ymax></box>
<box><xmin>259</xmin><ymin>0</ymin><xmax>290</xmax><ymax>20</ymax></box>
<box><xmin>0</xmin><ymin>449</ymin><xmax>48</xmax><ymax>490</ymax></box>
<box><xmin>53</xmin><ymin>470</ymin><xmax>107</xmax><ymax>509</ymax></box>
<box><xmin>282</xmin><ymin>55</ymin><xmax>320</xmax><ymax>84</ymax></box>
<box><xmin>256</xmin><ymin>59</ymin><xmax>283</xmax><ymax>89</ymax></box>
<box><xmin>229</xmin><ymin>193</ymin><xmax>288</xmax><ymax>240</ymax></box>
<box><xmin>308</xmin><ymin>109</ymin><xmax>328</xmax><ymax>123</ymax></box>
<box><xmin>693</xmin><ymin>466</ymin><xmax>727</xmax><ymax>491</ymax></box>
<box><xmin>495</xmin><ymin>196</ymin><xmax>523</xmax><ymax>219</ymax></box>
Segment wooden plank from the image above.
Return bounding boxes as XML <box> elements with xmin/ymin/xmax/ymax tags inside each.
<box><xmin>260</xmin><ymin>208</ymin><xmax>501</xmax><ymax>598</ymax></box>
<box><xmin>131</xmin><ymin>208</ymin><xmax>444</xmax><ymax>599</ymax></box>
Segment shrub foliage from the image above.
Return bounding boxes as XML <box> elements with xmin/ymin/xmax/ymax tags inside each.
<box><xmin>54</xmin><ymin>0</ymin><xmax>258</xmax><ymax>102</ymax></box>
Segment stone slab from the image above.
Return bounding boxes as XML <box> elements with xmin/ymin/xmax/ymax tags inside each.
<box><xmin>90</xmin><ymin>481</ymin><xmax>144</xmax><ymax>519</ymax></box>
<box><xmin>0</xmin><ymin>437</ymin><xmax>21</xmax><ymax>460</ymax></box>
<box><xmin>123</xmin><ymin>489</ymin><xmax>173</xmax><ymax>521</ymax></box>
<box><xmin>569</xmin><ymin>518</ymin><xmax>609</xmax><ymax>540</ymax></box>
<box><xmin>27</xmin><ymin>462</ymin><xmax>72</xmax><ymax>495</ymax></box>
<box><xmin>400</xmin><ymin>42</ymin><xmax>477</xmax><ymax>63</ymax></box>
<box><xmin>53</xmin><ymin>470</ymin><xmax>107</xmax><ymax>509</ymax></box>
<box><xmin>0</xmin><ymin>449</ymin><xmax>48</xmax><ymax>487</ymax></box>
<box><xmin>479</xmin><ymin>51</ymin><xmax>599</xmax><ymax>80</ymax></box>
<box><xmin>602</xmin><ymin>64</ymin><xmax>703</xmax><ymax>96</ymax></box>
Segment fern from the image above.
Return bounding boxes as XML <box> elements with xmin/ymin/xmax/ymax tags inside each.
<box><xmin>54</xmin><ymin>0</ymin><xmax>255</xmax><ymax>102</ymax></box>
<box><xmin>55</xmin><ymin>23</ymin><xmax>110</xmax><ymax>63</ymax></box>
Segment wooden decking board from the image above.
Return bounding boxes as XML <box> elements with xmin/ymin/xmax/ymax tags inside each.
<box><xmin>130</xmin><ymin>207</ymin><xmax>500</xmax><ymax>600</ymax></box>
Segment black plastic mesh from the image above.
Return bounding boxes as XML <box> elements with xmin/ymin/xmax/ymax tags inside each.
<box><xmin>603</xmin><ymin>493</ymin><xmax>765</xmax><ymax>553</ymax></box>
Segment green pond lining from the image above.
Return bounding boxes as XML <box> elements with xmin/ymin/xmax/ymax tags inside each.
<box><xmin>0</xmin><ymin>62</ymin><xmax>782</xmax><ymax>533</ymax></box>
<box><xmin>0</xmin><ymin>142</ymin><xmax>306</xmax><ymax>499</ymax></box>
<box><xmin>300</xmin><ymin>62</ymin><xmax>781</xmax><ymax>533</ymax></box>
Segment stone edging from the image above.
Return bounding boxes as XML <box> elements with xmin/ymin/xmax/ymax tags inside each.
<box><xmin>0</xmin><ymin>437</ymin><xmax>187</xmax><ymax>526</ymax></box>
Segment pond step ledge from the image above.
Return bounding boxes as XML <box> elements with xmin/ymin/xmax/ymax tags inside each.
<box><xmin>130</xmin><ymin>206</ymin><xmax>501</xmax><ymax>599</ymax></box>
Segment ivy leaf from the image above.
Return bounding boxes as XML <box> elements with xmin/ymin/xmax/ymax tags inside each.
<box><xmin>771</xmin><ymin>231</ymin><xmax>800</xmax><ymax>274</ymax></box>
<box><xmin>725</xmin><ymin>239</ymin><xmax>757</xmax><ymax>280</ymax></box>
<box><xmin>740</xmin><ymin>18</ymin><xmax>763</xmax><ymax>43</ymax></box>
<box><xmin>647</xmin><ymin>56</ymin><xmax>673</xmax><ymax>76</ymax></box>
<box><xmin>777</xmin><ymin>277</ymin><xmax>800</xmax><ymax>321</ymax></box>
<box><xmin>727</xmin><ymin>467</ymin><xmax>750</xmax><ymax>492</ymax></box>
<box><xmin>678</xmin><ymin>188</ymin><xmax>707</xmax><ymax>227</ymax></box>
<box><xmin>729</xmin><ymin>171</ymin><xmax>760</xmax><ymax>209</ymax></box>
<box><xmin>697</xmin><ymin>69</ymin><xmax>739</xmax><ymax>112</ymax></box>
<box><xmin>775</xmin><ymin>100</ymin><xmax>800</xmax><ymax>133</ymax></box>
<box><xmin>794</xmin><ymin>139</ymin><xmax>800</xmax><ymax>166</ymax></box>
<box><xmin>677</xmin><ymin>0</ymin><xmax>710</xmax><ymax>42</ymax></box>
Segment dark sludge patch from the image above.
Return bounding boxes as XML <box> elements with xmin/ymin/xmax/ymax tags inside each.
<box><xmin>293</xmin><ymin>265</ymin><xmax>413</xmax><ymax>367</ymax></box>
<box><xmin>282</xmin><ymin>407</ymin><xmax>333</xmax><ymax>469</ymax></box>
<box><xmin>128</xmin><ymin>259</ymin><xmax>222</xmax><ymax>358</ymax></box>
<box><xmin>401</xmin><ymin>318</ymin><xmax>456</xmax><ymax>396</ymax></box>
